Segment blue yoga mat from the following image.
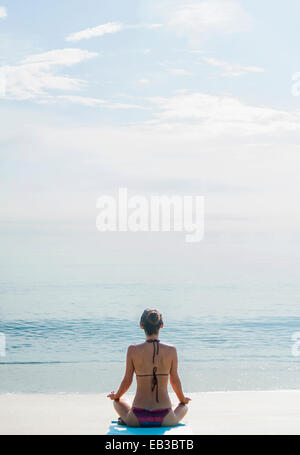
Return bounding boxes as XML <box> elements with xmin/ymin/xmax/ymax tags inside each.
<box><xmin>107</xmin><ymin>421</ymin><xmax>193</xmax><ymax>435</ymax></box>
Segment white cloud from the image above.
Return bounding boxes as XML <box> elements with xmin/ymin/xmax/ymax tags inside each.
<box><xmin>203</xmin><ymin>57</ymin><xmax>265</xmax><ymax>77</ymax></box>
<box><xmin>189</xmin><ymin>50</ymin><xmax>205</xmax><ymax>55</ymax></box>
<box><xmin>138</xmin><ymin>78</ymin><xmax>150</xmax><ymax>85</ymax></box>
<box><xmin>66</xmin><ymin>22</ymin><xmax>163</xmax><ymax>42</ymax></box>
<box><xmin>1</xmin><ymin>48</ymin><xmax>99</xmax><ymax>100</ymax></box>
<box><xmin>53</xmin><ymin>95</ymin><xmax>106</xmax><ymax>107</ymax></box>
<box><xmin>106</xmin><ymin>102</ymin><xmax>148</xmax><ymax>110</ymax></box>
<box><xmin>146</xmin><ymin>91</ymin><xmax>300</xmax><ymax>136</ymax></box>
<box><xmin>0</xmin><ymin>6</ymin><xmax>7</xmax><ymax>19</ymax></box>
<box><xmin>40</xmin><ymin>95</ymin><xmax>148</xmax><ymax>110</ymax></box>
<box><xmin>20</xmin><ymin>48</ymin><xmax>98</xmax><ymax>68</ymax></box>
<box><xmin>66</xmin><ymin>22</ymin><xmax>123</xmax><ymax>42</ymax></box>
<box><xmin>158</xmin><ymin>0</ymin><xmax>252</xmax><ymax>45</ymax></box>
<box><xmin>145</xmin><ymin>23</ymin><xmax>163</xmax><ymax>29</ymax></box>
<box><xmin>169</xmin><ymin>68</ymin><xmax>191</xmax><ymax>76</ymax></box>
<box><xmin>1</xmin><ymin>48</ymin><xmax>148</xmax><ymax>108</ymax></box>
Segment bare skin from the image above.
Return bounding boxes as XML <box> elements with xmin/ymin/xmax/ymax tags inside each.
<box><xmin>107</xmin><ymin>326</ymin><xmax>191</xmax><ymax>427</ymax></box>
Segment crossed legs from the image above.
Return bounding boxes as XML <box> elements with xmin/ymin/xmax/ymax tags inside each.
<box><xmin>113</xmin><ymin>397</ymin><xmax>188</xmax><ymax>427</ymax></box>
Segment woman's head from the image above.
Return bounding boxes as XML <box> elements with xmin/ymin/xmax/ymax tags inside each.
<box><xmin>140</xmin><ymin>308</ymin><xmax>163</xmax><ymax>336</ymax></box>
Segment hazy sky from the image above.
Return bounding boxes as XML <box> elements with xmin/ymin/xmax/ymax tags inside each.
<box><xmin>1</xmin><ymin>0</ymin><xmax>300</xmax><ymax>266</ymax></box>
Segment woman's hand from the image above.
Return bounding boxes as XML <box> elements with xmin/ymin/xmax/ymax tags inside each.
<box><xmin>107</xmin><ymin>391</ymin><xmax>119</xmax><ymax>400</ymax></box>
<box><xmin>180</xmin><ymin>396</ymin><xmax>192</xmax><ymax>405</ymax></box>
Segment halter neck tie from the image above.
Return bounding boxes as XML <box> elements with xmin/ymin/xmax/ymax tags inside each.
<box><xmin>147</xmin><ymin>339</ymin><xmax>160</xmax><ymax>363</ymax></box>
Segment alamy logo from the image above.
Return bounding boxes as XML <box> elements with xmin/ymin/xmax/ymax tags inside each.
<box><xmin>291</xmin><ymin>73</ymin><xmax>300</xmax><ymax>97</ymax></box>
<box><xmin>96</xmin><ymin>188</ymin><xmax>205</xmax><ymax>243</ymax></box>
<box><xmin>0</xmin><ymin>333</ymin><xmax>6</xmax><ymax>357</ymax></box>
<box><xmin>0</xmin><ymin>71</ymin><xmax>6</xmax><ymax>97</ymax></box>
<box><xmin>291</xmin><ymin>332</ymin><xmax>300</xmax><ymax>357</ymax></box>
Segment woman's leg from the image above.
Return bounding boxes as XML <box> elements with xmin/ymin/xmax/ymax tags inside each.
<box><xmin>162</xmin><ymin>404</ymin><xmax>188</xmax><ymax>427</ymax></box>
<box><xmin>113</xmin><ymin>398</ymin><xmax>139</xmax><ymax>426</ymax></box>
<box><xmin>113</xmin><ymin>397</ymin><xmax>131</xmax><ymax>421</ymax></box>
<box><xmin>173</xmin><ymin>403</ymin><xmax>188</xmax><ymax>422</ymax></box>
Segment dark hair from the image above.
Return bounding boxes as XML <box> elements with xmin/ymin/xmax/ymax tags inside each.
<box><xmin>140</xmin><ymin>308</ymin><xmax>163</xmax><ymax>336</ymax></box>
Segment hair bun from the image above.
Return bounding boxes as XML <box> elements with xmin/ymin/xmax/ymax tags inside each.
<box><xmin>147</xmin><ymin>311</ymin><xmax>160</xmax><ymax>325</ymax></box>
<box><xmin>140</xmin><ymin>308</ymin><xmax>163</xmax><ymax>336</ymax></box>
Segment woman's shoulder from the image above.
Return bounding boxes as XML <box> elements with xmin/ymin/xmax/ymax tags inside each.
<box><xmin>126</xmin><ymin>342</ymin><xmax>143</xmax><ymax>351</ymax></box>
<box><xmin>159</xmin><ymin>342</ymin><xmax>177</xmax><ymax>351</ymax></box>
<box><xmin>127</xmin><ymin>341</ymin><xmax>177</xmax><ymax>351</ymax></box>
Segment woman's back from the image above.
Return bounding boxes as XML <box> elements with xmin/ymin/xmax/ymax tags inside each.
<box><xmin>131</xmin><ymin>340</ymin><xmax>175</xmax><ymax>409</ymax></box>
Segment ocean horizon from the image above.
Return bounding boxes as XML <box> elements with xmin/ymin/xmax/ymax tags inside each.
<box><xmin>1</xmin><ymin>262</ymin><xmax>300</xmax><ymax>393</ymax></box>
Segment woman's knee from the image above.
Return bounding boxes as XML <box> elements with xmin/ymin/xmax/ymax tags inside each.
<box><xmin>113</xmin><ymin>400</ymin><xmax>119</xmax><ymax>411</ymax></box>
<box><xmin>113</xmin><ymin>397</ymin><xmax>129</xmax><ymax>408</ymax></box>
<box><xmin>174</xmin><ymin>404</ymin><xmax>188</xmax><ymax>422</ymax></box>
<box><xmin>181</xmin><ymin>404</ymin><xmax>188</xmax><ymax>416</ymax></box>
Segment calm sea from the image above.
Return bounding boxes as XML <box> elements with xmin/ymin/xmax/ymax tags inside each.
<box><xmin>1</xmin><ymin>263</ymin><xmax>300</xmax><ymax>393</ymax></box>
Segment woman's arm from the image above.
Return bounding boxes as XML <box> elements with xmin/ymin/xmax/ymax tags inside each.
<box><xmin>169</xmin><ymin>347</ymin><xmax>191</xmax><ymax>404</ymax></box>
<box><xmin>107</xmin><ymin>346</ymin><xmax>135</xmax><ymax>400</ymax></box>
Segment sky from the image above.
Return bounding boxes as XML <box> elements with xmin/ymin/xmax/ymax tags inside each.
<box><xmin>1</xmin><ymin>0</ymin><xmax>300</xmax><ymax>268</ymax></box>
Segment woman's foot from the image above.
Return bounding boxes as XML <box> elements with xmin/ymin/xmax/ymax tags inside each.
<box><xmin>117</xmin><ymin>417</ymin><xmax>127</xmax><ymax>426</ymax></box>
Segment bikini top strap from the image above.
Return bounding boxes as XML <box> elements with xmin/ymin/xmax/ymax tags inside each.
<box><xmin>139</xmin><ymin>339</ymin><xmax>162</xmax><ymax>402</ymax></box>
<box><xmin>146</xmin><ymin>339</ymin><xmax>160</xmax><ymax>363</ymax></box>
<box><xmin>152</xmin><ymin>367</ymin><xmax>159</xmax><ymax>402</ymax></box>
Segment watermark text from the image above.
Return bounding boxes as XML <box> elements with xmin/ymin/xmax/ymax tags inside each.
<box><xmin>96</xmin><ymin>188</ymin><xmax>205</xmax><ymax>243</ymax></box>
<box><xmin>0</xmin><ymin>333</ymin><xmax>6</xmax><ymax>357</ymax></box>
<box><xmin>291</xmin><ymin>73</ymin><xmax>300</xmax><ymax>97</ymax></box>
<box><xmin>291</xmin><ymin>332</ymin><xmax>300</xmax><ymax>357</ymax></box>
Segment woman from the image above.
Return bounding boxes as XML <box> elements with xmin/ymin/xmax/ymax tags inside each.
<box><xmin>107</xmin><ymin>308</ymin><xmax>191</xmax><ymax>427</ymax></box>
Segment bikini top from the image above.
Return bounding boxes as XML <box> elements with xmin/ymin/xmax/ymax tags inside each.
<box><xmin>136</xmin><ymin>339</ymin><xmax>168</xmax><ymax>403</ymax></box>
